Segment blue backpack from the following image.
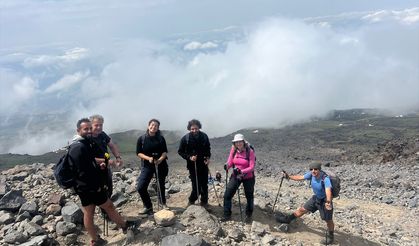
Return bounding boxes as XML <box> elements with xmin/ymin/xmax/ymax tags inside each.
<box><xmin>53</xmin><ymin>142</ymin><xmax>78</xmax><ymax>189</ymax></box>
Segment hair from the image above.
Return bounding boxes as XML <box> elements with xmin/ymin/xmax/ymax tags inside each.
<box><xmin>89</xmin><ymin>114</ymin><xmax>104</xmax><ymax>123</ymax></box>
<box><xmin>187</xmin><ymin>119</ymin><xmax>202</xmax><ymax>130</ymax></box>
<box><xmin>77</xmin><ymin>118</ymin><xmax>91</xmax><ymax>129</ymax></box>
<box><xmin>147</xmin><ymin>118</ymin><xmax>161</xmax><ymax>136</ymax></box>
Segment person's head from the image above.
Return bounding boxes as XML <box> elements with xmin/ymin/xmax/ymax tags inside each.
<box><xmin>309</xmin><ymin>162</ymin><xmax>322</xmax><ymax>177</ymax></box>
<box><xmin>147</xmin><ymin>118</ymin><xmax>160</xmax><ymax>136</ymax></box>
<box><xmin>187</xmin><ymin>119</ymin><xmax>201</xmax><ymax>135</ymax></box>
<box><xmin>89</xmin><ymin>114</ymin><xmax>104</xmax><ymax>136</ymax></box>
<box><xmin>232</xmin><ymin>133</ymin><xmax>246</xmax><ymax>150</ymax></box>
<box><xmin>76</xmin><ymin>118</ymin><xmax>92</xmax><ymax>138</ymax></box>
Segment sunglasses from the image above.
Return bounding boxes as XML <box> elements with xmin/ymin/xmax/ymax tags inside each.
<box><xmin>310</xmin><ymin>168</ymin><xmax>319</xmax><ymax>171</ymax></box>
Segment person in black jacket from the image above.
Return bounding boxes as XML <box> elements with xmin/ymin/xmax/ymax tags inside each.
<box><xmin>136</xmin><ymin>119</ymin><xmax>169</xmax><ymax>214</ymax></box>
<box><xmin>178</xmin><ymin>119</ymin><xmax>211</xmax><ymax>207</ymax></box>
<box><xmin>70</xmin><ymin>118</ymin><xmax>135</xmax><ymax>246</ymax></box>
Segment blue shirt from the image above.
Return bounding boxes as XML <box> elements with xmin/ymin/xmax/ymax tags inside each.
<box><xmin>304</xmin><ymin>171</ymin><xmax>332</xmax><ymax>199</ymax></box>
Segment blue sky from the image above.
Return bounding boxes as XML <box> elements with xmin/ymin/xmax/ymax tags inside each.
<box><xmin>0</xmin><ymin>0</ymin><xmax>418</xmax><ymax>154</ymax></box>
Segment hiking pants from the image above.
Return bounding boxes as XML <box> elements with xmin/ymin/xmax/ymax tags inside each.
<box><xmin>223</xmin><ymin>175</ymin><xmax>255</xmax><ymax>217</ymax></box>
<box><xmin>136</xmin><ymin>165</ymin><xmax>167</xmax><ymax>209</ymax></box>
<box><xmin>188</xmin><ymin>162</ymin><xmax>208</xmax><ymax>204</ymax></box>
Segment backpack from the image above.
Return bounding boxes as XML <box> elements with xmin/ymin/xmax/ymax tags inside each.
<box><xmin>321</xmin><ymin>171</ymin><xmax>341</xmax><ymax>198</ymax></box>
<box><xmin>53</xmin><ymin>143</ymin><xmax>77</xmax><ymax>189</ymax></box>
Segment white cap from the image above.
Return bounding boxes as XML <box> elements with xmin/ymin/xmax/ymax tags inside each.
<box><xmin>232</xmin><ymin>133</ymin><xmax>245</xmax><ymax>143</ymax></box>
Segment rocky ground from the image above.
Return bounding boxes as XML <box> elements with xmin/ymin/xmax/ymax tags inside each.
<box><xmin>0</xmin><ymin>149</ymin><xmax>418</xmax><ymax>245</ymax></box>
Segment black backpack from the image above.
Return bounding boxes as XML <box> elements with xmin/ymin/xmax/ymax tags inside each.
<box><xmin>321</xmin><ymin>171</ymin><xmax>341</xmax><ymax>198</ymax></box>
<box><xmin>53</xmin><ymin>142</ymin><xmax>77</xmax><ymax>189</ymax></box>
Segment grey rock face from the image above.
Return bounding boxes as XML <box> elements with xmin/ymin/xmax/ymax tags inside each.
<box><xmin>56</xmin><ymin>221</ymin><xmax>77</xmax><ymax>236</ymax></box>
<box><xmin>19</xmin><ymin>235</ymin><xmax>49</xmax><ymax>246</ymax></box>
<box><xmin>19</xmin><ymin>200</ymin><xmax>39</xmax><ymax>215</ymax></box>
<box><xmin>161</xmin><ymin>233</ymin><xmax>204</xmax><ymax>246</ymax></box>
<box><xmin>61</xmin><ymin>201</ymin><xmax>83</xmax><ymax>224</ymax></box>
<box><xmin>0</xmin><ymin>210</ymin><xmax>14</xmax><ymax>224</ymax></box>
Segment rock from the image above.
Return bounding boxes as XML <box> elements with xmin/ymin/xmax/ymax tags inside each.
<box><xmin>47</xmin><ymin>193</ymin><xmax>64</xmax><ymax>205</ymax></box>
<box><xmin>0</xmin><ymin>210</ymin><xmax>14</xmax><ymax>224</ymax></box>
<box><xmin>56</xmin><ymin>221</ymin><xmax>77</xmax><ymax>236</ymax></box>
<box><xmin>16</xmin><ymin>211</ymin><xmax>32</xmax><ymax>222</ymax></box>
<box><xmin>0</xmin><ymin>189</ymin><xmax>27</xmax><ymax>212</ymax></box>
<box><xmin>19</xmin><ymin>221</ymin><xmax>45</xmax><ymax>236</ymax></box>
<box><xmin>10</xmin><ymin>171</ymin><xmax>29</xmax><ymax>181</ymax></box>
<box><xmin>168</xmin><ymin>185</ymin><xmax>181</xmax><ymax>194</ymax></box>
<box><xmin>0</xmin><ymin>175</ymin><xmax>7</xmax><ymax>198</ymax></box>
<box><xmin>65</xmin><ymin>233</ymin><xmax>79</xmax><ymax>245</ymax></box>
<box><xmin>251</xmin><ymin>221</ymin><xmax>270</xmax><ymax>236</ymax></box>
<box><xmin>154</xmin><ymin>209</ymin><xmax>176</xmax><ymax>226</ymax></box>
<box><xmin>274</xmin><ymin>223</ymin><xmax>289</xmax><ymax>233</ymax></box>
<box><xmin>19</xmin><ymin>235</ymin><xmax>49</xmax><ymax>246</ymax></box>
<box><xmin>261</xmin><ymin>234</ymin><xmax>277</xmax><ymax>245</ymax></box>
<box><xmin>227</xmin><ymin>228</ymin><xmax>246</xmax><ymax>242</ymax></box>
<box><xmin>31</xmin><ymin>215</ymin><xmax>44</xmax><ymax>225</ymax></box>
<box><xmin>61</xmin><ymin>201</ymin><xmax>83</xmax><ymax>224</ymax></box>
<box><xmin>19</xmin><ymin>200</ymin><xmax>38</xmax><ymax>215</ymax></box>
<box><xmin>111</xmin><ymin>192</ymin><xmax>128</xmax><ymax>207</ymax></box>
<box><xmin>46</xmin><ymin>204</ymin><xmax>62</xmax><ymax>215</ymax></box>
<box><xmin>4</xmin><ymin>229</ymin><xmax>29</xmax><ymax>244</ymax></box>
<box><xmin>161</xmin><ymin>233</ymin><xmax>204</xmax><ymax>246</ymax></box>
<box><xmin>180</xmin><ymin>205</ymin><xmax>220</xmax><ymax>231</ymax></box>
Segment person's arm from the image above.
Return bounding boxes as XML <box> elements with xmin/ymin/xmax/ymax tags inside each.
<box><xmin>283</xmin><ymin>171</ymin><xmax>305</xmax><ymax>181</ymax></box>
<box><xmin>324</xmin><ymin>177</ymin><xmax>333</xmax><ymax>210</ymax></box>
<box><xmin>108</xmin><ymin>140</ymin><xmax>123</xmax><ymax>166</ymax></box>
<box><xmin>226</xmin><ymin>146</ymin><xmax>235</xmax><ymax>169</ymax></box>
<box><xmin>177</xmin><ymin>136</ymin><xmax>189</xmax><ymax>160</ymax></box>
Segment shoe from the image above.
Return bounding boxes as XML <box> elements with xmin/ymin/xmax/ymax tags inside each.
<box><xmin>245</xmin><ymin>215</ymin><xmax>252</xmax><ymax>224</ymax></box>
<box><xmin>90</xmin><ymin>237</ymin><xmax>107</xmax><ymax>246</ymax></box>
<box><xmin>122</xmin><ymin>220</ymin><xmax>140</xmax><ymax>234</ymax></box>
<box><xmin>220</xmin><ymin>215</ymin><xmax>231</xmax><ymax>222</ymax></box>
<box><xmin>139</xmin><ymin>207</ymin><xmax>153</xmax><ymax>215</ymax></box>
<box><xmin>187</xmin><ymin>201</ymin><xmax>194</xmax><ymax>207</ymax></box>
<box><xmin>320</xmin><ymin>231</ymin><xmax>334</xmax><ymax>245</ymax></box>
<box><xmin>275</xmin><ymin>213</ymin><xmax>292</xmax><ymax>224</ymax></box>
<box><xmin>162</xmin><ymin>204</ymin><xmax>169</xmax><ymax>209</ymax></box>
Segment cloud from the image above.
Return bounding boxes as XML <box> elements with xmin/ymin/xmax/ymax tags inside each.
<box><xmin>23</xmin><ymin>47</ymin><xmax>89</xmax><ymax>68</ymax></box>
<box><xmin>362</xmin><ymin>7</ymin><xmax>419</xmax><ymax>24</ymax></box>
<box><xmin>44</xmin><ymin>70</ymin><xmax>90</xmax><ymax>94</ymax></box>
<box><xmin>0</xmin><ymin>70</ymin><xmax>38</xmax><ymax>112</ymax></box>
<box><xmin>184</xmin><ymin>41</ymin><xmax>218</xmax><ymax>50</ymax></box>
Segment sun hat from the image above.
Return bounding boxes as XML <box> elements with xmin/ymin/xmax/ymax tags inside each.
<box><xmin>309</xmin><ymin>162</ymin><xmax>322</xmax><ymax>170</ymax></box>
<box><xmin>232</xmin><ymin>133</ymin><xmax>245</xmax><ymax>143</ymax></box>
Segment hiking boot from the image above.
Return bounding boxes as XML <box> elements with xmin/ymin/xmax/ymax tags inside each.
<box><xmin>139</xmin><ymin>207</ymin><xmax>153</xmax><ymax>215</ymax></box>
<box><xmin>161</xmin><ymin>204</ymin><xmax>169</xmax><ymax>210</ymax></box>
<box><xmin>122</xmin><ymin>220</ymin><xmax>140</xmax><ymax>234</ymax></box>
<box><xmin>320</xmin><ymin>231</ymin><xmax>334</xmax><ymax>245</ymax></box>
<box><xmin>245</xmin><ymin>215</ymin><xmax>252</xmax><ymax>224</ymax></box>
<box><xmin>220</xmin><ymin>215</ymin><xmax>231</xmax><ymax>222</ymax></box>
<box><xmin>187</xmin><ymin>201</ymin><xmax>194</xmax><ymax>207</ymax></box>
<box><xmin>275</xmin><ymin>213</ymin><xmax>293</xmax><ymax>224</ymax></box>
<box><xmin>90</xmin><ymin>237</ymin><xmax>107</xmax><ymax>246</ymax></box>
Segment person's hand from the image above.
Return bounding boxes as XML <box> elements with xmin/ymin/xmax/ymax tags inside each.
<box><xmin>204</xmin><ymin>157</ymin><xmax>210</xmax><ymax>165</ymax></box>
<box><xmin>325</xmin><ymin>201</ymin><xmax>333</xmax><ymax>210</ymax></box>
<box><xmin>233</xmin><ymin>167</ymin><xmax>241</xmax><ymax>176</ymax></box>
<box><xmin>155</xmin><ymin>158</ymin><xmax>162</xmax><ymax>165</ymax></box>
<box><xmin>115</xmin><ymin>158</ymin><xmax>123</xmax><ymax>167</ymax></box>
<box><xmin>190</xmin><ymin>155</ymin><xmax>197</xmax><ymax>162</ymax></box>
<box><xmin>148</xmin><ymin>156</ymin><xmax>154</xmax><ymax>163</ymax></box>
<box><xmin>223</xmin><ymin>164</ymin><xmax>228</xmax><ymax>171</ymax></box>
<box><xmin>99</xmin><ymin>162</ymin><xmax>106</xmax><ymax>170</ymax></box>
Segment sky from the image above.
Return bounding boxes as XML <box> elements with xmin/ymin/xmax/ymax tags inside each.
<box><xmin>0</xmin><ymin>0</ymin><xmax>418</xmax><ymax>154</ymax></box>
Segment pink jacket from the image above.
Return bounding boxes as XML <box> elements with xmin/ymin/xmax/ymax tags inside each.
<box><xmin>226</xmin><ymin>145</ymin><xmax>255</xmax><ymax>179</ymax></box>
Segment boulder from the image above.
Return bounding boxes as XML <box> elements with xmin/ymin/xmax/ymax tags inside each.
<box><xmin>154</xmin><ymin>209</ymin><xmax>176</xmax><ymax>226</ymax></box>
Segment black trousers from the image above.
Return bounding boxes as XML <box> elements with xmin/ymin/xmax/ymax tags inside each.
<box><xmin>187</xmin><ymin>162</ymin><xmax>208</xmax><ymax>204</ymax></box>
<box><xmin>223</xmin><ymin>176</ymin><xmax>255</xmax><ymax>217</ymax></box>
<box><xmin>136</xmin><ymin>165</ymin><xmax>167</xmax><ymax>209</ymax></box>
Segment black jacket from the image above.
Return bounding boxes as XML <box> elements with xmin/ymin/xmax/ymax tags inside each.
<box><xmin>68</xmin><ymin>138</ymin><xmax>103</xmax><ymax>192</ymax></box>
<box><xmin>178</xmin><ymin>131</ymin><xmax>211</xmax><ymax>168</ymax></box>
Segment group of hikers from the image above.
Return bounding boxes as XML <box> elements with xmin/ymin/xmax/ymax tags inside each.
<box><xmin>64</xmin><ymin>116</ymin><xmax>335</xmax><ymax>245</ymax></box>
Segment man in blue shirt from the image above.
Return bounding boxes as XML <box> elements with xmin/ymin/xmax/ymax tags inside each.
<box><xmin>277</xmin><ymin>162</ymin><xmax>335</xmax><ymax>245</ymax></box>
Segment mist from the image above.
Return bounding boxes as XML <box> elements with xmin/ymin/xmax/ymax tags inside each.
<box><xmin>0</xmin><ymin>3</ymin><xmax>418</xmax><ymax>155</ymax></box>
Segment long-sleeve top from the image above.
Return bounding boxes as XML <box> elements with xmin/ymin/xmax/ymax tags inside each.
<box><xmin>226</xmin><ymin>145</ymin><xmax>255</xmax><ymax>180</ymax></box>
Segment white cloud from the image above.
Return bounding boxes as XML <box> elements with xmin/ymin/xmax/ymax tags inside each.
<box><xmin>362</xmin><ymin>7</ymin><xmax>419</xmax><ymax>24</ymax></box>
<box><xmin>23</xmin><ymin>47</ymin><xmax>89</xmax><ymax>68</ymax></box>
<box><xmin>184</xmin><ymin>41</ymin><xmax>218</xmax><ymax>50</ymax></box>
<box><xmin>0</xmin><ymin>70</ymin><xmax>38</xmax><ymax>112</ymax></box>
<box><xmin>44</xmin><ymin>70</ymin><xmax>90</xmax><ymax>94</ymax></box>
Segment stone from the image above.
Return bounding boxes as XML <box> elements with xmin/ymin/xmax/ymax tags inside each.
<box><xmin>56</xmin><ymin>221</ymin><xmax>77</xmax><ymax>236</ymax></box>
<box><xmin>65</xmin><ymin>233</ymin><xmax>79</xmax><ymax>245</ymax></box>
<box><xmin>19</xmin><ymin>235</ymin><xmax>49</xmax><ymax>246</ymax></box>
<box><xmin>0</xmin><ymin>210</ymin><xmax>14</xmax><ymax>224</ymax></box>
<box><xmin>46</xmin><ymin>204</ymin><xmax>62</xmax><ymax>215</ymax></box>
<box><xmin>19</xmin><ymin>221</ymin><xmax>45</xmax><ymax>236</ymax></box>
<box><xmin>16</xmin><ymin>211</ymin><xmax>32</xmax><ymax>222</ymax></box>
<box><xmin>154</xmin><ymin>209</ymin><xmax>176</xmax><ymax>226</ymax></box>
<box><xmin>47</xmin><ymin>193</ymin><xmax>64</xmax><ymax>205</ymax></box>
<box><xmin>19</xmin><ymin>200</ymin><xmax>38</xmax><ymax>215</ymax></box>
<box><xmin>31</xmin><ymin>215</ymin><xmax>44</xmax><ymax>225</ymax></box>
<box><xmin>251</xmin><ymin>221</ymin><xmax>270</xmax><ymax>236</ymax></box>
<box><xmin>61</xmin><ymin>201</ymin><xmax>83</xmax><ymax>224</ymax></box>
<box><xmin>4</xmin><ymin>230</ymin><xmax>29</xmax><ymax>244</ymax></box>
<box><xmin>161</xmin><ymin>233</ymin><xmax>203</xmax><ymax>246</ymax></box>
<box><xmin>0</xmin><ymin>175</ymin><xmax>7</xmax><ymax>198</ymax></box>
<box><xmin>0</xmin><ymin>189</ymin><xmax>27</xmax><ymax>212</ymax></box>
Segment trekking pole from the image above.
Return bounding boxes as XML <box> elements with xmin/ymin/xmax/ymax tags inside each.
<box><xmin>237</xmin><ymin>178</ymin><xmax>243</xmax><ymax>223</ymax></box>
<box><xmin>103</xmin><ymin>153</ymin><xmax>111</xmax><ymax>236</ymax></box>
<box><xmin>208</xmin><ymin>167</ymin><xmax>221</xmax><ymax>206</ymax></box>
<box><xmin>153</xmin><ymin>153</ymin><xmax>163</xmax><ymax>210</ymax></box>
<box><xmin>272</xmin><ymin>175</ymin><xmax>285</xmax><ymax>213</ymax></box>
<box><xmin>194</xmin><ymin>160</ymin><xmax>200</xmax><ymax>202</ymax></box>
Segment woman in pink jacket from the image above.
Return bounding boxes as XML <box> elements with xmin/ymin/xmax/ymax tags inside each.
<box><xmin>222</xmin><ymin>133</ymin><xmax>255</xmax><ymax>223</ymax></box>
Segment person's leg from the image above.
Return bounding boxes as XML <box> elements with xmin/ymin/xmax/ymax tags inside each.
<box><xmin>223</xmin><ymin>176</ymin><xmax>239</xmax><ymax>218</ymax></box>
<box><xmin>319</xmin><ymin>200</ymin><xmax>335</xmax><ymax>244</ymax></box>
<box><xmin>99</xmin><ymin>199</ymin><xmax>126</xmax><ymax>228</ymax></box>
<box><xmin>242</xmin><ymin>177</ymin><xmax>255</xmax><ymax>217</ymax></box>
<box><xmin>83</xmin><ymin>205</ymin><xmax>98</xmax><ymax>241</ymax></box>
<box><xmin>188</xmin><ymin>167</ymin><xmax>198</xmax><ymax>204</ymax></box>
<box><xmin>136</xmin><ymin>167</ymin><xmax>154</xmax><ymax>209</ymax></box>
<box><xmin>157</xmin><ymin>165</ymin><xmax>167</xmax><ymax>205</ymax></box>
<box><xmin>199</xmin><ymin>165</ymin><xmax>209</xmax><ymax>204</ymax></box>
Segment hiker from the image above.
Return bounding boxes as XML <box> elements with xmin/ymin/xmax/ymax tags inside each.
<box><xmin>277</xmin><ymin>162</ymin><xmax>335</xmax><ymax>245</ymax></box>
<box><xmin>89</xmin><ymin>114</ymin><xmax>123</xmax><ymax>198</ymax></box>
<box><xmin>215</xmin><ymin>171</ymin><xmax>222</xmax><ymax>182</ymax></box>
<box><xmin>222</xmin><ymin>133</ymin><xmax>255</xmax><ymax>223</ymax></box>
<box><xmin>136</xmin><ymin>119</ymin><xmax>169</xmax><ymax>214</ymax></box>
<box><xmin>70</xmin><ymin>118</ymin><xmax>135</xmax><ymax>246</ymax></box>
<box><xmin>178</xmin><ymin>119</ymin><xmax>211</xmax><ymax>207</ymax></box>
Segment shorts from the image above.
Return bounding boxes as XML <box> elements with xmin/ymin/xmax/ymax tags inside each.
<box><xmin>77</xmin><ymin>190</ymin><xmax>108</xmax><ymax>207</ymax></box>
<box><xmin>303</xmin><ymin>195</ymin><xmax>333</xmax><ymax>221</ymax></box>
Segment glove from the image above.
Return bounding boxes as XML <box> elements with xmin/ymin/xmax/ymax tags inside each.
<box><xmin>282</xmin><ymin>170</ymin><xmax>289</xmax><ymax>180</ymax></box>
<box><xmin>224</xmin><ymin>164</ymin><xmax>228</xmax><ymax>171</ymax></box>
<box><xmin>233</xmin><ymin>167</ymin><xmax>241</xmax><ymax>176</ymax></box>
